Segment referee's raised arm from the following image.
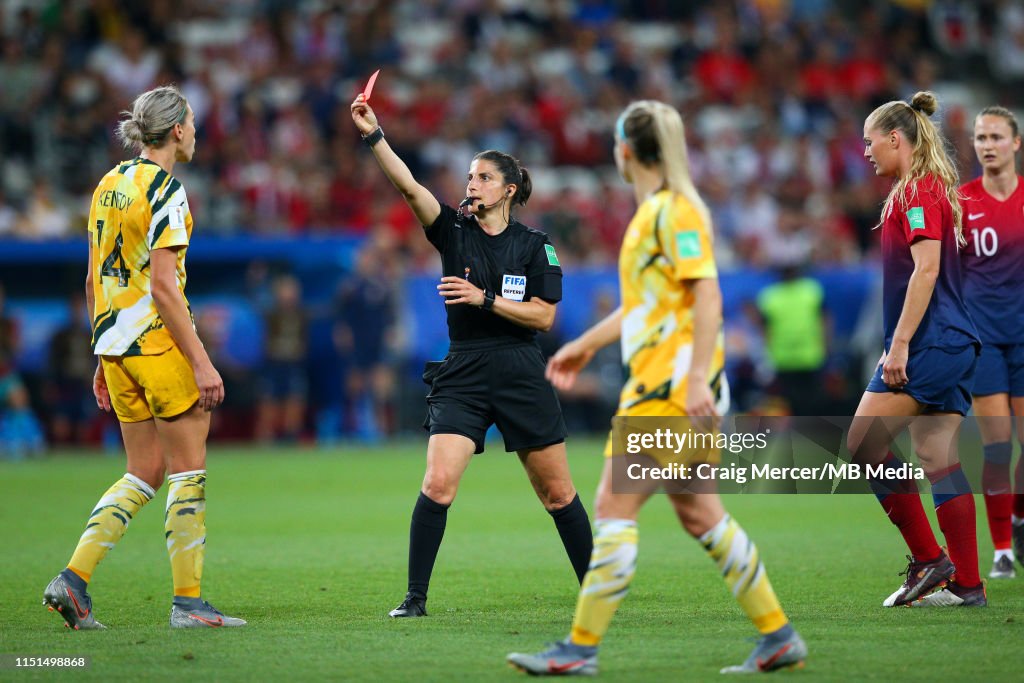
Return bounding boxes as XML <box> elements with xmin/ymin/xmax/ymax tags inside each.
<box><xmin>351</xmin><ymin>93</ymin><xmax>441</xmax><ymax>228</ymax></box>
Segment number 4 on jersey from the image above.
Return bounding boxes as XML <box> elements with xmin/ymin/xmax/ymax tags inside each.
<box><xmin>97</xmin><ymin>218</ymin><xmax>130</xmax><ymax>287</ymax></box>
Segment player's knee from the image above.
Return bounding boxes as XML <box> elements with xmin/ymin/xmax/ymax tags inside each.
<box><xmin>914</xmin><ymin>449</ymin><xmax>957</xmax><ymax>474</ymax></box>
<box><xmin>421</xmin><ymin>477</ymin><xmax>458</xmax><ymax>506</ymax></box>
<box><xmin>542</xmin><ymin>487</ymin><xmax>577</xmax><ymax>511</ymax></box>
<box><xmin>672</xmin><ymin>499</ymin><xmax>715</xmax><ymax>537</ymax></box>
<box><xmin>129</xmin><ymin>467</ymin><xmax>165</xmax><ymax>491</ymax></box>
<box><xmin>593</xmin><ymin>495</ymin><xmax>631</xmax><ymax>520</ymax></box>
<box><xmin>422</xmin><ymin>487</ymin><xmax>456</xmax><ymax>506</ymax></box>
<box><xmin>674</xmin><ymin>506</ymin><xmax>703</xmax><ymax>536</ymax></box>
<box><xmin>845</xmin><ymin>433</ymin><xmax>863</xmax><ymax>460</ymax></box>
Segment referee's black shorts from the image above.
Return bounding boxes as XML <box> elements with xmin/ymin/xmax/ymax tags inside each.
<box><xmin>422</xmin><ymin>337</ymin><xmax>567</xmax><ymax>454</ymax></box>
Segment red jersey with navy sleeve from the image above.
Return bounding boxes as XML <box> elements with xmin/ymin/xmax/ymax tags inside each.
<box><xmin>880</xmin><ymin>175</ymin><xmax>978</xmax><ymax>351</ymax></box>
<box><xmin>959</xmin><ymin>176</ymin><xmax>1024</xmax><ymax>344</ymax></box>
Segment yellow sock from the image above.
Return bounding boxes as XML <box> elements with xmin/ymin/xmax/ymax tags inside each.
<box><xmin>165</xmin><ymin>470</ymin><xmax>206</xmax><ymax>598</ymax></box>
<box><xmin>569</xmin><ymin>519</ymin><xmax>637</xmax><ymax>647</ymax></box>
<box><xmin>700</xmin><ymin>514</ymin><xmax>788</xmax><ymax>634</ymax></box>
<box><xmin>67</xmin><ymin>474</ymin><xmax>155</xmax><ymax>582</ymax></box>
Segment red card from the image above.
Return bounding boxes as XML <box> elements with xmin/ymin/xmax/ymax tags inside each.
<box><xmin>362</xmin><ymin>69</ymin><xmax>380</xmax><ymax>101</ymax></box>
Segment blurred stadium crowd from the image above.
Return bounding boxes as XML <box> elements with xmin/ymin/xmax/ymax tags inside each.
<box><xmin>0</xmin><ymin>0</ymin><xmax>1019</xmax><ymax>453</ymax></box>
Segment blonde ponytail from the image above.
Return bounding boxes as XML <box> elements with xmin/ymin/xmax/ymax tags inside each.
<box><xmin>618</xmin><ymin>100</ymin><xmax>712</xmax><ymax>237</ymax></box>
<box><xmin>866</xmin><ymin>91</ymin><xmax>964</xmax><ymax>246</ymax></box>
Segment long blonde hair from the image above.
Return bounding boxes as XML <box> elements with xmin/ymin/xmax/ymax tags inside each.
<box><xmin>616</xmin><ymin>100</ymin><xmax>712</xmax><ymax>236</ymax></box>
<box><xmin>866</xmin><ymin>91</ymin><xmax>964</xmax><ymax>246</ymax></box>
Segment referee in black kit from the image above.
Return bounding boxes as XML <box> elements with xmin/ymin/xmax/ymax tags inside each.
<box><xmin>351</xmin><ymin>94</ymin><xmax>593</xmax><ymax>618</ymax></box>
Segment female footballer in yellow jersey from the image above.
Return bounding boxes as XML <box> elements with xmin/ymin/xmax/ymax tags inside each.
<box><xmin>508</xmin><ymin>101</ymin><xmax>806</xmax><ymax>675</ymax></box>
<box><xmin>43</xmin><ymin>85</ymin><xmax>244</xmax><ymax>629</ymax></box>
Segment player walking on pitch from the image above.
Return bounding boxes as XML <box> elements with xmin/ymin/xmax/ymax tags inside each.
<box><xmin>43</xmin><ymin>85</ymin><xmax>244</xmax><ymax>629</ymax></box>
<box><xmin>850</xmin><ymin>91</ymin><xmax>984</xmax><ymax>608</ymax></box>
<box><xmin>960</xmin><ymin>105</ymin><xmax>1024</xmax><ymax>579</ymax></box>
<box><xmin>507</xmin><ymin>100</ymin><xmax>807</xmax><ymax>676</ymax></box>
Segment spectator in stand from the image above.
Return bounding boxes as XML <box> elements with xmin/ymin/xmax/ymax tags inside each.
<box><xmin>18</xmin><ymin>180</ymin><xmax>71</xmax><ymax>240</ymax></box>
<box><xmin>88</xmin><ymin>27</ymin><xmax>161</xmax><ymax>99</ymax></box>
<box><xmin>0</xmin><ymin>283</ymin><xmax>45</xmax><ymax>459</ymax></box>
<box><xmin>44</xmin><ymin>292</ymin><xmax>95</xmax><ymax>445</ymax></box>
<box><xmin>693</xmin><ymin>20</ymin><xmax>755</xmax><ymax>103</ymax></box>
<box><xmin>255</xmin><ymin>274</ymin><xmax>309</xmax><ymax>443</ymax></box>
<box><xmin>0</xmin><ymin>190</ymin><xmax>19</xmax><ymax>236</ymax></box>
<box><xmin>334</xmin><ymin>242</ymin><xmax>399</xmax><ymax>440</ymax></box>
<box><xmin>0</xmin><ymin>0</ymin><xmax>991</xmax><ymax>269</ymax></box>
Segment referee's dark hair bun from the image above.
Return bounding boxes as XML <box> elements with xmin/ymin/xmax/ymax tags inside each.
<box><xmin>910</xmin><ymin>91</ymin><xmax>938</xmax><ymax>117</ymax></box>
<box><xmin>517</xmin><ymin>165</ymin><xmax>532</xmax><ymax>206</ymax></box>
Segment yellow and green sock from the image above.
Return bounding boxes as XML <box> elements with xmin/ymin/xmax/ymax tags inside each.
<box><xmin>568</xmin><ymin>519</ymin><xmax>638</xmax><ymax>647</ymax></box>
<box><xmin>700</xmin><ymin>514</ymin><xmax>788</xmax><ymax>634</ymax></box>
<box><xmin>67</xmin><ymin>473</ymin><xmax>155</xmax><ymax>583</ymax></box>
<box><xmin>165</xmin><ymin>470</ymin><xmax>207</xmax><ymax>598</ymax></box>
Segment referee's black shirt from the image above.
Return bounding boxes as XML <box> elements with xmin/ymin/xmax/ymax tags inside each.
<box><xmin>425</xmin><ymin>203</ymin><xmax>563</xmax><ymax>343</ymax></box>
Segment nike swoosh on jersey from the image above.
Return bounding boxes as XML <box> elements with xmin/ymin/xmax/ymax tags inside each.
<box><xmin>968</xmin><ymin>212</ymin><xmax>985</xmax><ymax>220</ymax></box>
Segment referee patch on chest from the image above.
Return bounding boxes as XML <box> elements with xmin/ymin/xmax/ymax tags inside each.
<box><xmin>502</xmin><ymin>274</ymin><xmax>527</xmax><ymax>301</ymax></box>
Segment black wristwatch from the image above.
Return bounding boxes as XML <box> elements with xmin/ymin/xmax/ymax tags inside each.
<box><xmin>481</xmin><ymin>289</ymin><xmax>495</xmax><ymax>311</ymax></box>
<box><xmin>362</xmin><ymin>126</ymin><xmax>384</xmax><ymax>147</ymax></box>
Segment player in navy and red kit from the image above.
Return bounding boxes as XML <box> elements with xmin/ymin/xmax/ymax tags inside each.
<box><xmin>960</xmin><ymin>105</ymin><xmax>1024</xmax><ymax>579</ymax></box>
<box><xmin>849</xmin><ymin>91</ymin><xmax>985</xmax><ymax>607</ymax></box>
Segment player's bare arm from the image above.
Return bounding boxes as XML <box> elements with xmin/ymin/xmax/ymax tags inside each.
<box><xmin>84</xmin><ymin>246</ymin><xmax>110</xmax><ymax>412</ymax></box>
<box><xmin>687</xmin><ymin>277</ymin><xmax>723</xmax><ymax>420</ymax></box>
<box><xmin>886</xmin><ymin>238</ymin><xmax>940</xmax><ymax>388</ymax></box>
<box><xmin>150</xmin><ymin>246</ymin><xmax>224</xmax><ymax>411</ymax></box>
<box><xmin>546</xmin><ymin>306</ymin><xmax>622</xmax><ymax>391</ymax></box>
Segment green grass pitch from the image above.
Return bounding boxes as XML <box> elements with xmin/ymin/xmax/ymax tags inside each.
<box><xmin>1</xmin><ymin>439</ymin><xmax>1021</xmax><ymax>681</ymax></box>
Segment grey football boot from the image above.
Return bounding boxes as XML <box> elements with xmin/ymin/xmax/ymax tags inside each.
<box><xmin>43</xmin><ymin>570</ymin><xmax>106</xmax><ymax>630</ymax></box>
<box><xmin>169</xmin><ymin>597</ymin><xmax>246</xmax><ymax>628</ymax></box>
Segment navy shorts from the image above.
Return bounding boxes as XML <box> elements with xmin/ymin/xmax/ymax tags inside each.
<box><xmin>257</xmin><ymin>360</ymin><xmax>308</xmax><ymax>400</ymax></box>
<box><xmin>422</xmin><ymin>339</ymin><xmax>566</xmax><ymax>454</ymax></box>
<box><xmin>866</xmin><ymin>344</ymin><xmax>978</xmax><ymax>415</ymax></box>
<box><xmin>971</xmin><ymin>342</ymin><xmax>1024</xmax><ymax>397</ymax></box>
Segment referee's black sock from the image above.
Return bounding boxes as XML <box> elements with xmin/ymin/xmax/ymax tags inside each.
<box><xmin>407</xmin><ymin>491</ymin><xmax>450</xmax><ymax>601</ymax></box>
<box><xmin>548</xmin><ymin>493</ymin><xmax>594</xmax><ymax>584</ymax></box>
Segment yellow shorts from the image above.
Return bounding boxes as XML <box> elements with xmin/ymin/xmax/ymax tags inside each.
<box><xmin>604</xmin><ymin>397</ymin><xmax>723</xmax><ymax>466</ymax></box>
<box><xmin>604</xmin><ymin>371</ymin><xmax>730</xmax><ymax>464</ymax></box>
<box><xmin>101</xmin><ymin>344</ymin><xmax>199</xmax><ymax>423</ymax></box>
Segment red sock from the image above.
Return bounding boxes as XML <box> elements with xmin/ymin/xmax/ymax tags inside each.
<box><xmin>879</xmin><ymin>494</ymin><xmax>941</xmax><ymax>562</ymax></box>
<box><xmin>982</xmin><ymin>460</ymin><xmax>1013</xmax><ymax>550</ymax></box>
<box><xmin>936</xmin><ymin>495</ymin><xmax>980</xmax><ymax>587</ymax></box>
<box><xmin>1015</xmin><ymin>455</ymin><xmax>1024</xmax><ymax>519</ymax></box>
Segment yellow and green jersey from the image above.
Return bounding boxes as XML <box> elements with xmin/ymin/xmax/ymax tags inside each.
<box><xmin>87</xmin><ymin>158</ymin><xmax>192</xmax><ymax>356</ymax></box>
<box><xmin>617</xmin><ymin>189</ymin><xmax>725</xmax><ymax>411</ymax></box>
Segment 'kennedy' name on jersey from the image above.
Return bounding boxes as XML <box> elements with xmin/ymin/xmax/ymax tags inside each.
<box><xmin>97</xmin><ymin>190</ymin><xmax>134</xmax><ymax>211</ymax></box>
